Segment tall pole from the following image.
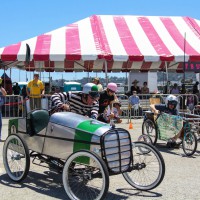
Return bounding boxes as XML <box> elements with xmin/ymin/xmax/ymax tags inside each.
<box><xmin>105</xmin><ymin>60</ymin><xmax>108</xmax><ymax>85</ymax></box>
<box><xmin>183</xmin><ymin>32</ymin><xmax>186</xmax><ymax>84</ymax></box>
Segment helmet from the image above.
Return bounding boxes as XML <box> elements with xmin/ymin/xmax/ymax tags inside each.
<box><xmin>107</xmin><ymin>83</ymin><xmax>117</xmax><ymax>92</ymax></box>
<box><xmin>113</xmin><ymin>99</ymin><xmax>121</xmax><ymax>107</ymax></box>
<box><xmin>165</xmin><ymin>95</ymin><xmax>178</xmax><ymax>108</ymax></box>
<box><xmin>82</xmin><ymin>83</ymin><xmax>100</xmax><ymax>98</ymax></box>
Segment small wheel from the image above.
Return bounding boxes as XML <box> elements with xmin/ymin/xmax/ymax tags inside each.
<box><xmin>123</xmin><ymin>141</ymin><xmax>165</xmax><ymax>191</ymax></box>
<box><xmin>182</xmin><ymin>132</ymin><xmax>197</xmax><ymax>156</ymax></box>
<box><xmin>62</xmin><ymin>150</ymin><xmax>109</xmax><ymax>200</ymax></box>
<box><xmin>3</xmin><ymin>134</ymin><xmax>30</xmax><ymax>182</ymax></box>
<box><xmin>138</xmin><ymin>134</ymin><xmax>153</xmax><ymax>145</ymax></box>
<box><xmin>142</xmin><ymin>119</ymin><xmax>158</xmax><ymax>145</ymax></box>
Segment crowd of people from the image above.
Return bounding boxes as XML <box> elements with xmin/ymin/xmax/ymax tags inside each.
<box><xmin>3</xmin><ymin>75</ymin><xmax>200</xmax><ymax>126</ymax></box>
<box><xmin>1</xmin><ymin>74</ymin><xmax>200</xmax><ymax>148</ymax></box>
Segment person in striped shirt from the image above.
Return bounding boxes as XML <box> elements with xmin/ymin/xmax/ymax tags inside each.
<box><xmin>51</xmin><ymin>83</ymin><xmax>99</xmax><ymax>119</ymax></box>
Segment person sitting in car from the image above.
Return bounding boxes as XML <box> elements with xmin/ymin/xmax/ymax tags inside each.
<box><xmin>51</xmin><ymin>83</ymin><xmax>99</xmax><ymax>119</ymax></box>
<box><xmin>150</xmin><ymin>95</ymin><xmax>183</xmax><ymax>148</ymax></box>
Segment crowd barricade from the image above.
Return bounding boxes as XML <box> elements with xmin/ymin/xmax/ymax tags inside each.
<box><xmin>118</xmin><ymin>94</ymin><xmax>199</xmax><ymax>121</ymax></box>
<box><xmin>2</xmin><ymin>94</ymin><xmax>52</xmax><ymax>119</ymax></box>
<box><xmin>2</xmin><ymin>93</ymin><xmax>199</xmax><ymax>119</ymax></box>
<box><xmin>2</xmin><ymin>95</ymin><xmax>24</xmax><ymax>118</ymax></box>
<box><xmin>25</xmin><ymin>94</ymin><xmax>52</xmax><ymax>114</ymax></box>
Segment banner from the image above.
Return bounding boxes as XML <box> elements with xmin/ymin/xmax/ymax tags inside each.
<box><xmin>157</xmin><ymin>113</ymin><xmax>183</xmax><ymax>140</ymax></box>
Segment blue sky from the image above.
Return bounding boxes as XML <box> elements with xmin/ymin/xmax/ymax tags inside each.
<box><xmin>0</xmin><ymin>0</ymin><xmax>200</xmax><ymax>82</ymax></box>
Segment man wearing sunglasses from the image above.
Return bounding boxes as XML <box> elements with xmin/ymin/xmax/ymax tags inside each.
<box><xmin>51</xmin><ymin>83</ymin><xmax>99</xmax><ymax>119</ymax></box>
<box><xmin>97</xmin><ymin>82</ymin><xmax>118</xmax><ymax>122</ymax></box>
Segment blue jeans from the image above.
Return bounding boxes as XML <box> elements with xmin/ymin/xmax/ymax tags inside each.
<box><xmin>0</xmin><ymin>112</ymin><xmax>2</xmax><ymax>139</ymax></box>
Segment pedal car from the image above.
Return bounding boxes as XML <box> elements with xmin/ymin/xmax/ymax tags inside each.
<box><xmin>4</xmin><ymin>109</ymin><xmax>165</xmax><ymax>200</ymax></box>
<box><xmin>142</xmin><ymin>111</ymin><xmax>198</xmax><ymax>156</ymax></box>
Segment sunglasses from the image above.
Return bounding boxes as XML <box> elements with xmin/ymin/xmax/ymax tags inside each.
<box><xmin>108</xmin><ymin>89</ymin><xmax>115</xmax><ymax>93</ymax></box>
<box><xmin>89</xmin><ymin>95</ymin><xmax>98</xmax><ymax>101</ymax></box>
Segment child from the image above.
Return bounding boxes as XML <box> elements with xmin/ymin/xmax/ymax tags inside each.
<box><xmin>104</xmin><ymin>100</ymin><xmax>122</xmax><ymax>123</ymax></box>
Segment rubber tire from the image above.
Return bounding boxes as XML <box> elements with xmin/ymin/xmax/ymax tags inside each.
<box><xmin>123</xmin><ymin>141</ymin><xmax>165</xmax><ymax>191</ymax></box>
<box><xmin>62</xmin><ymin>150</ymin><xmax>109</xmax><ymax>200</ymax></box>
<box><xmin>3</xmin><ymin>134</ymin><xmax>30</xmax><ymax>182</ymax></box>
<box><xmin>142</xmin><ymin>119</ymin><xmax>158</xmax><ymax>145</ymax></box>
<box><xmin>182</xmin><ymin>131</ymin><xmax>197</xmax><ymax>156</ymax></box>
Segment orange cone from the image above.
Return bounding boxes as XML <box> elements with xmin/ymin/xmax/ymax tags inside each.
<box><xmin>129</xmin><ymin>122</ymin><xmax>133</xmax><ymax>129</ymax></box>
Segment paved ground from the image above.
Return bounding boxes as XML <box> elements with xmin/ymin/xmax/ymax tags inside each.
<box><xmin>0</xmin><ymin>118</ymin><xmax>200</xmax><ymax>200</ymax></box>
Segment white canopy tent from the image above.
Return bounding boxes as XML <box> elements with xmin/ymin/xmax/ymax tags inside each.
<box><xmin>1</xmin><ymin>15</ymin><xmax>200</xmax><ymax>76</ymax></box>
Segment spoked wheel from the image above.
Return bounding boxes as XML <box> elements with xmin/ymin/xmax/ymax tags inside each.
<box><xmin>142</xmin><ymin>119</ymin><xmax>158</xmax><ymax>145</ymax></box>
<box><xmin>138</xmin><ymin>134</ymin><xmax>153</xmax><ymax>145</ymax></box>
<box><xmin>123</xmin><ymin>141</ymin><xmax>165</xmax><ymax>191</ymax></box>
<box><xmin>3</xmin><ymin>134</ymin><xmax>30</xmax><ymax>182</ymax></box>
<box><xmin>62</xmin><ymin>150</ymin><xmax>109</xmax><ymax>200</ymax></box>
<box><xmin>182</xmin><ymin>132</ymin><xmax>197</xmax><ymax>156</ymax></box>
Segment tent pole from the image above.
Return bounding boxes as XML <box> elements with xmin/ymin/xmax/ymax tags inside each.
<box><xmin>183</xmin><ymin>32</ymin><xmax>186</xmax><ymax>84</ymax></box>
<box><xmin>3</xmin><ymin>67</ymin><xmax>6</xmax><ymax>89</ymax></box>
<box><xmin>165</xmin><ymin>61</ymin><xmax>168</xmax><ymax>82</ymax></box>
<box><xmin>165</xmin><ymin>61</ymin><xmax>169</xmax><ymax>93</ymax></box>
<box><xmin>105</xmin><ymin>60</ymin><xmax>108</xmax><ymax>85</ymax></box>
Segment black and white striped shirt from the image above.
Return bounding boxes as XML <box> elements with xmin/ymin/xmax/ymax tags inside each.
<box><xmin>51</xmin><ymin>92</ymin><xmax>99</xmax><ymax>119</ymax></box>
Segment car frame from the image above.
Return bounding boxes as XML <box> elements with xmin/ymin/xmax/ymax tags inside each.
<box><xmin>4</xmin><ymin>109</ymin><xmax>165</xmax><ymax>200</ymax></box>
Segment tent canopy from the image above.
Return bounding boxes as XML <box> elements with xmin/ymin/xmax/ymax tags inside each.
<box><xmin>1</xmin><ymin>15</ymin><xmax>200</xmax><ymax>72</ymax></box>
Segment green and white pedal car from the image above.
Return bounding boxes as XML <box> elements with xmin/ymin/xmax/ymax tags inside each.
<box><xmin>4</xmin><ymin>109</ymin><xmax>165</xmax><ymax>200</ymax></box>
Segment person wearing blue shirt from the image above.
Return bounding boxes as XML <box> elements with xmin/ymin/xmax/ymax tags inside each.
<box><xmin>150</xmin><ymin>95</ymin><xmax>182</xmax><ymax>148</ymax></box>
<box><xmin>128</xmin><ymin>91</ymin><xmax>141</xmax><ymax>117</ymax></box>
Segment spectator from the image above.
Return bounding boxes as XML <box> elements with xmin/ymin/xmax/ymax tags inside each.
<box><xmin>170</xmin><ymin>83</ymin><xmax>180</xmax><ymax>94</ymax></box>
<box><xmin>131</xmin><ymin>80</ymin><xmax>141</xmax><ymax>94</ymax></box>
<box><xmin>180</xmin><ymin>84</ymin><xmax>187</xmax><ymax>109</ymax></box>
<box><xmin>21</xmin><ymin>85</ymin><xmax>27</xmax><ymax>99</ymax></box>
<box><xmin>98</xmin><ymin>83</ymin><xmax>118</xmax><ymax>123</ymax></box>
<box><xmin>92</xmin><ymin>77</ymin><xmax>103</xmax><ymax>92</ymax></box>
<box><xmin>141</xmin><ymin>81</ymin><xmax>150</xmax><ymax>99</ymax></box>
<box><xmin>128</xmin><ymin>91</ymin><xmax>142</xmax><ymax>117</ymax></box>
<box><xmin>0</xmin><ymin>78</ymin><xmax>7</xmax><ymax>141</ymax></box>
<box><xmin>26</xmin><ymin>73</ymin><xmax>45</xmax><ymax>110</ymax></box>
<box><xmin>141</xmin><ymin>81</ymin><xmax>149</xmax><ymax>94</ymax></box>
<box><xmin>187</xmin><ymin>90</ymin><xmax>194</xmax><ymax>112</ymax></box>
<box><xmin>163</xmin><ymin>81</ymin><xmax>171</xmax><ymax>94</ymax></box>
<box><xmin>193</xmin><ymin>81</ymin><xmax>199</xmax><ymax>95</ymax></box>
<box><xmin>12</xmin><ymin>83</ymin><xmax>21</xmax><ymax>95</ymax></box>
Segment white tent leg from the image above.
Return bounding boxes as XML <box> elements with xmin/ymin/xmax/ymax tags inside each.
<box><xmin>104</xmin><ymin>60</ymin><xmax>108</xmax><ymax>85</ymax></box>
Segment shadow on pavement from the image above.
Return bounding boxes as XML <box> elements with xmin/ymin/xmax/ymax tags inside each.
<box><xmin>116</xmin><ymin>188</ymin><xmax>162</xmax><ymax>198</ymax></box>
<box><xmin>155</xmin><ymin>143</ymin><xmax>199</xmax><ymax>158</ymax></box>
<box><xmin>0</xmin><ymin>170</ymin><xmax>127</xmax><ymax>200</ymax></box>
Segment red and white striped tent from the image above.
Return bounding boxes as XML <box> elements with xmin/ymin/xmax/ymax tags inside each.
<box><xmin>1</xmin><ymin>15</ymin><xmax>200</xmax><ymax>73</ymax></box>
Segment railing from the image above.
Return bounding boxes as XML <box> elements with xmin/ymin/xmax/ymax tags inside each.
<box><xmin>118</xmin><ymin>94</ymin><xmax>199</xmax><ymax>121</ymax></box>
<box><xmin>2</xmin><ymin>95</ymin><xmax>52</xmax><ymax>118</ymax></box>
<box><xmin>2</xmin><ymin>93</ymin><xmax>199</xmax><ymax>119</ymax></box>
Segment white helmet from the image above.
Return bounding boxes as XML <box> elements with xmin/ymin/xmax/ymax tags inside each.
<box><xmin>82</xmin><ymin>83</ymin><xmax>100</xmax><ymax>98</ymax></box>
<box><xmin>165</xmin><ymin>95</ymin><xmax>178</xmax><ymax>108</ymax></box>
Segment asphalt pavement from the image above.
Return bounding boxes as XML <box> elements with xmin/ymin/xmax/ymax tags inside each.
<box><xmin>0</xmin><ymin>118</ymin><xmax>200</xmax><ymax>200</ymax></box>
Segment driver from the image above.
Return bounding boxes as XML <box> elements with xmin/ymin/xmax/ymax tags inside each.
<box><xmin>150</xmin><ymin>95</ymin><xmax>182</xmax><ymax>148</ymax></box>
<box><xmin>51</xmin><ymin>83</ymin><xmax>99</xmax><ymax>119</ymax></box>
<box><xmin>150</xmin><ymin>95</ymin><xmax>178</xmax><ymax>115</ymax></box>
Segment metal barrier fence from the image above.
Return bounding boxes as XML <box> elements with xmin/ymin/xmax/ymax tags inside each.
<box><xmin>118</xmin><ymin>94</ymin><xmax>199</xmax><ymax>121</ymax></box>
<box><xmin>1</xmin><ymin>95</ymin><xmax>52</xmax><ymax>118</ymax></box>
<box><xmin>1</xmin><ymin>93</ymin><xmax>199</xmax><ymax>119</ymax></box>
